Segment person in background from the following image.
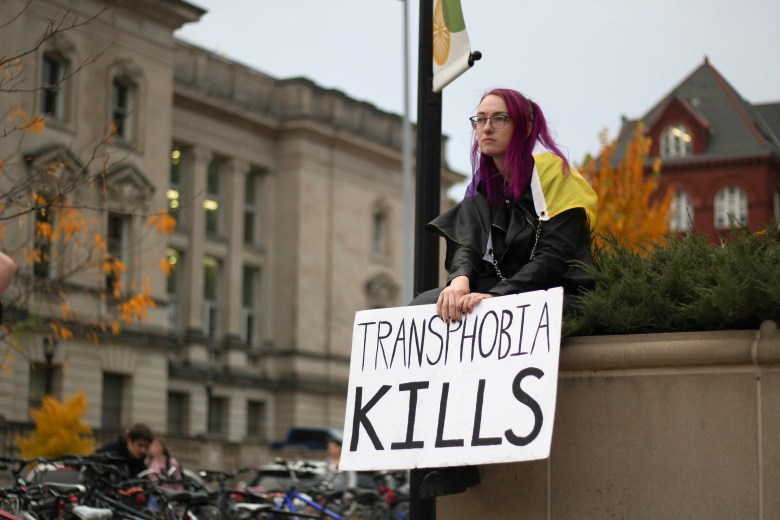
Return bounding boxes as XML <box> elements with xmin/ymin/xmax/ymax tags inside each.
<box><xmin>410</xmin><ymin>87</ymin><xmax>598</xmax><ymax>498</ymax></box>
<box><xmin>146</xmin><ymin>437</ymin><xmax>183</xmax><ymax>488</ymax></box>
<box><xmin>0</xmin><ymin>252</ymin><xmax>16</xmax><ymax>295</ymax></box>
<box><xmin>323</xmin><ymin>437</ymin><xmax>358</xmax><ymax>491</ymax></box>
<box><xmin>0</xmin><ymin>252</ymin><xmax>17</xmax><ymax>324</ymax></box>
<box><xmin>97</xmin><ymin>423</ymin><xmax>154</xmax><ymax>477</ymax></box>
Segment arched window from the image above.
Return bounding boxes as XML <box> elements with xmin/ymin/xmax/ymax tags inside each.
<box><xmin>714</xmin><ymin>185</ymin><xmax>748</xmax><ymax>229</ymax></box>
<box><xmin>670</xmin><ymin>190</ymin><xmax>694</xmax><ymax>232</ymax></box>
<box><xmin>660</xmin><ymin>125</ymin><xmax>693</xmax><ymax>159</ymax></box>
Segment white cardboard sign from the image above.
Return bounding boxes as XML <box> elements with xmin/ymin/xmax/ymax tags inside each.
<box><xmin>340</xmin><ymin>288</ymin><xmax>563</xmax><ymax>470</ymax></box>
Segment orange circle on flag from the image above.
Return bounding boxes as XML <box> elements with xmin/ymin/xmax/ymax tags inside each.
<box><xmin>433</xmin><ymin>0</ymin><xmax>450</xmax><ymax>66</ymax></box>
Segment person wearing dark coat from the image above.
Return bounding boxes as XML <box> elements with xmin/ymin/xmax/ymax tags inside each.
<box><xmin>97</xmin><ymin>422</ymin><xmax>154</xmax><ymax>477</ymax></box>
<box><xmin>411</xmin><ymin>88</ymin><xmax>597</xmax><ymax>498</ymax></box>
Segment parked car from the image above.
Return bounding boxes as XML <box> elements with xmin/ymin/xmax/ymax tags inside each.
<box><xmin>269</xmin><ymin>427</ymin><xmax>343</xmax><ymax>451</ymax></box>
<box><xmin>237</xmin><ymin>459</ymin><xmax>327</xmax><ymax>493</ymax></box>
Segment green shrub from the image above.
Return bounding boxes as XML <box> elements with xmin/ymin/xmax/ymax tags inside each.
<box><xmin>565</xmin><ymin>222</ymin><xmax>780</xmax><ymax>336</ymax></box>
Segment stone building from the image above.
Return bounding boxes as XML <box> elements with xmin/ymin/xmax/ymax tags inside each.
<box><xmin>0</xmin><ymin>0</ymin><xmax>461</xmax><ymax>468</ymax></box>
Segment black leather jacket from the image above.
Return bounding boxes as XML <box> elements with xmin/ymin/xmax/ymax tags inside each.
<box><xmin>428</xmin><ymin>184</ymin><xmax>594</xmax><ymax>297</ymax></box>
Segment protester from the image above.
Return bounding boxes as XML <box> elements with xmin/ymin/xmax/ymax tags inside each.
<box><xmin>411</xmin><ymin>88</ymin><xmax>598</xmax><ymax>497</ymax></box>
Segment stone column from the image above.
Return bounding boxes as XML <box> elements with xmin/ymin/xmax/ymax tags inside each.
<box><xmin>224</xmin><ymin>158</ymin><xmax>249</xmax><ymax>346</ymax></box>
<box><xmin>185</xmin><ymin>146</ymin><xmax>211</xmax><ymax>339</ymax></box>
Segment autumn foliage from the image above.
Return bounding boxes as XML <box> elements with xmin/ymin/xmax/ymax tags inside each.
<box><xmin>0</xmin><ymin>1</ymin><xmax>174</xmax><ymax>365</ymax></box>
<box><xmin>17</xmin><ymin>391</ymin><xmax>95</xmax><ymax>459</ymax></box>
<box><xmin>581</xmin><ymin>123</ymin><xmax>672</xmax><ymax>249</ymax></box>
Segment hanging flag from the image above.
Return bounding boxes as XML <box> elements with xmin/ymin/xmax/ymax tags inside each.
<box><xmin>432</xmin><ymin>0</ymin><xmax>473</xmax><ymax>92</ymax></box>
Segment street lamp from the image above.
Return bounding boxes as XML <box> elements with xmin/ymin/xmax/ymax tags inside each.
<box><xmin>42</xmin><ymin>337</ymin><xmax>56</xmax><ymax>395</ymax></box>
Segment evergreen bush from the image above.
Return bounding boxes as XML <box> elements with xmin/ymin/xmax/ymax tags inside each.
<box><xmin>565</xmin><ymin>222</ymin><xmax>780</xmax><ymax>336</ymax></box>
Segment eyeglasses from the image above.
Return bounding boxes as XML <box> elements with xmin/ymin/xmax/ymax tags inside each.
<box><xmin>469</xmin><ymin>114</ymin><xmax>511</xmax><ymax>129</ymax></box>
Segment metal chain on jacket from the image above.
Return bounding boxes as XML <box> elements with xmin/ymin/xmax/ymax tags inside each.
<box><xmin>491</xmin><ymin>221</ymin><xmax>542</xmax><ymax>282</ymax></box>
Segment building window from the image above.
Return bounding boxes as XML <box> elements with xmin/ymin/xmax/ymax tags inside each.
<box><xmin>41</xmin><ymin>54</ymin><xmax>66</xmax><ymax>120</ymax></box>
<box><xmin>246</xmin><ymin>400</ymin><xmax>266</xmax><ymax>438</ymax></box>
<box><xmin>714</xmin><ymin>185</ymin><xmax>748</xmax><ymax>229</ymax></box>
<box><xmin>670</xmin><ymin>190</ymin><xmax>694</xmax><ymax>232</ymax></box>
<box><xmin>166</xmin><ymin>248</ymin><xmax>182</xmax><ymax>334</ymax></box>
<box><xmin>106</xmin><ymin>213</ymin><xmax>130</xmax><ymax>294</ymax></box>
<box><xmin>203</xmin><ymin>256</ymin><xmax>220</xmax><ymax>340</ymax></box>
<box><xmin>241</xmin><ymin>266</ymin><xmax>259</xmax><ymax>344</ymax></box>
<box><xmin>167</xmin><ymin>391</ymin><xmax>189</xmax><ymax>436</ymax></box>
<box><xmin>244</xmin><ymin>169</ymin><xmax>262</xmax><ymax>245</ymax></box>
<box><xmin>205</xmin><ymin>159</ymin><xmax>223</xmax><ymax>236</ymax></box>
<box><xmin>207</xmin><ymin>395</ymin><xmax>227</xmax><ymax>435</ymax></box>
<box><xmin>660</xmin><ymin>124</ymin><xmax>693</xmax><ymax>159</ymax></box>
<box><xmin>111</xmin><ymin>79</ymin><xmax>134</xmax><ymax>140</ymax></box>
<box><xmin>168</xmin><ymin>147</ymin><xmax>186</xmax><ymax>226</ymax></box>
<box><xmin>34</xmin><ymin>204</ymin><xmax>53</xmax><ymax>279</ymax></box>
<box><xmin>102</xmin><ymin>372</ymin><xmax>127</xmax><ymax>430</ymax></box>
<box><xmin>28</xmin><ymin>366</ymin><xmax>47</xmax><ymax>416</ymax></box>
<box><xmin>372</xmin><ymin>203</ymin><xmax>390</xmax><ymax>257</ymax></box>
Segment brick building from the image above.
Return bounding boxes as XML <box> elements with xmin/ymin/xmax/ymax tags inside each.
<box><xmin>615</xmin><ymin>58</ymin><xmax>780</xmax><ymax>237</ymax></box>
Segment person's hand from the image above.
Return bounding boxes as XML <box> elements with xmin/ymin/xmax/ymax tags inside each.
<box><xmin>437</xmin><ymin>276</ymin><xmax>470</xmax><ymax>322</ymax></box>
<box><xmin>458</xmin><ymin>292</ymin><xmax>494</xmax><ymax>315</ymax></box>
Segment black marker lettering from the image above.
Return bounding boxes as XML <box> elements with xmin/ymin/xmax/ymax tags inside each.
<box><xmin>531</xmin><ymin>303</ymin><xmax>550</xmax><ymax>355</ymax></box>
<box><xmin>375</xmin><ymin>321</ymin><xmax>392</xmax><ymax>369</ymax></box>
<box><xmin>498</xmin><ymin>310</ymin><xmax>513</xmax><ymax>360</ymax></box>
<box><xmin>512</xmin><ymin>304</ymin><xmax>531</xmax><ymax>357</ymax></box>
<box><xmin>408</xmin><ymin>318</ymin><xmax>426</xmax><ymax>369</ymax></box>
<box><xmin>471</xmin><ymin>379</ymin><xmax>502</xmax><ymax>446</ymax></box>
<box><xmin>391</xmin><ymin>381</ymin><xmax>429</xmax><ymax>450</ymax></box>
<box><xmin>390</xmin><ymin>319</ymin><xmax>406</xmax><ymax>369</ymax></box>
<box><xmin>357</xmin><ymin>321</ymin><xmax>376</xmax><ymax>371</ymax></box>
<box><xmin>426</xmin><ymin>317</ymin><xmax>444</xmax><ymax>365</ymax></box>
<box><xmin>350</xmin><ymin>385</ymin><xmax>391</xmax><ymax>451</ymax></box>
<box><xmin>435</xmin><ymin>382</ymin><xmax>464</xmax><ymax>448</ymax></box>
<box><xmin>505</xmin><ymin>368</ymin><xmax>544</xmax><ymax>446</ymax></box>
<box><xmin>478</xmin><ymin>310</ymin><xmax>499</xmax><ymax>359</ymax></box>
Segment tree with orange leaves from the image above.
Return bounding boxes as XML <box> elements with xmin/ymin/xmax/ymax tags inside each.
<box><xmin>0</xmin><ymin>1</ymin><xmax>174</xmax><ymax>366</ymax></box>
<box><xmin>580</xmin><ymin>123</ymin><xmax>672</xmax><ymax>248</ymax></box>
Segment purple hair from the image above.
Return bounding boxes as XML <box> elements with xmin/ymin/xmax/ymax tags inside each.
<box><xmin>464</xmin><ymin>88</ymin><xmax>570</xmax><ymax>206</ymax></box>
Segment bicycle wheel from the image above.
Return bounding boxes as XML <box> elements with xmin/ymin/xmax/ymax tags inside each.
<box><xmin>344</xmin><ymin>501</ymin><xmax>389</xmax><ymax>520</ymax></box>
<box><xmin>389</xmin><ymin>500</ymin><xmax>409</xmax><ymax>520</ymax></box>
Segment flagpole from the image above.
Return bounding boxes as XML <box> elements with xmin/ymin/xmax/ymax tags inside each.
<box><xmin>402</xmin><ymin>0</ymin><xmax>413</xmax><ymax>305</ymax></box>
<box><xmin>410</xmin><ymin>0</ymin><xmax>440</xmax><ymax>515</ymax></box>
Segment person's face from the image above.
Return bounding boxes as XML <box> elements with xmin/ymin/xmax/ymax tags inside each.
<box><xmin>127</xmin><ymin>438</ymin><xmax>151</xmax><ymax>460</ymax></box>
<box><xmin>149</xmin><ymin>439</ymin><xmax>163</xmax><ymax>458</ymax></box>
<box><xmin>475</xmin><ymin>94</ymin><xmax>514</xmax><ymax>161</ymax></box>
<box><xmin>327</xmin><ymin>440</ymin><xmax>341</xmax><ymax>459</ymax></box>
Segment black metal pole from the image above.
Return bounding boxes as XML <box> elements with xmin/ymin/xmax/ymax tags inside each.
<box><xmin>413</xmin><ymin>2</ymin><xmax>442</xmax><ymax>297</ymax></box>
<box><xmin>410</xmin><ymin>0</ymin><xmax>440</xmax><ymax>518</ymax></box>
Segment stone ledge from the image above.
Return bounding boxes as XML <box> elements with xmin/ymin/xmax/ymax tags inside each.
<box><xmin>561</xmin><ymin>320</ymin><xmax>779</xmax><ymax>371</ymax></box>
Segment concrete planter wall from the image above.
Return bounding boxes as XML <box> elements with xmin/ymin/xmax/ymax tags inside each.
<box><xmin>438</xmin><ymin>320</ymin><xmax>780</xmax><ymax>519</ymax></box>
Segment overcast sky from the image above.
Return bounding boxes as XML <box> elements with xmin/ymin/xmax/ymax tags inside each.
<box><xmin>178</xmin><ymin>0</ymin><xmax>780</xmax><ymax>196</ymax></box>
